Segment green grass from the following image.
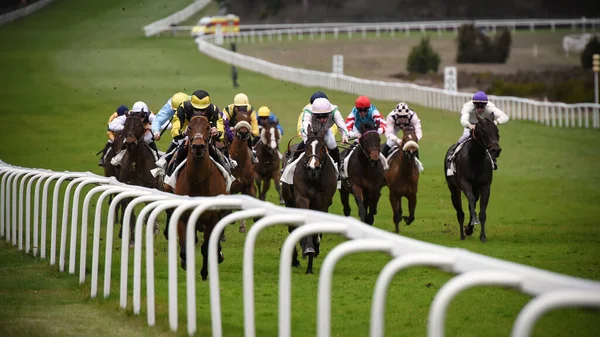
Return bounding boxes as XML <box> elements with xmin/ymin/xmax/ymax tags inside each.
<box><xmin>1</xmin><ymin>1</ymin><xmax>600</xmax><ymax>336</ymax></box>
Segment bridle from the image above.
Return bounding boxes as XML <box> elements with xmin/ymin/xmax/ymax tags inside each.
<box><xmin>124</xmin><ymin>117</ymin><xmax>145</xmax><ymax>146</ymax></box>
<box><xmin>303</xmin><ymin>135</ymin><xmax>327</xmax><ymax>170</ymax></box>
<box><xmin>356</xmin><ymin>129</ymin><xmax>380</xmax><ymax>161</ymax></box>
<box><xmin>188</xmin><ymin>116</ymin><xmax>212</xmax><ymax>157</ymax></box>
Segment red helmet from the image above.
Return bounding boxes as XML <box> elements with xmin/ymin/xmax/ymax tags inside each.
<box><xmin>355</xmin><ymin>96</ymin><xmax>371</xmax><ymax>109</ymax></box>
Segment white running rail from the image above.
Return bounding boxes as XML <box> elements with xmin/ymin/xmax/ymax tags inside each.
<box><xmin>143</xmin><ymin>0</ymin><xmax>211</xmax><ymax>37</ymax></box>
<box><xmin>0</xmin><ymin>0</ymin><xmax>57</xmax><ymax>27</ymax></box>
<box><xmin>2</xmin><ymin>159</ymin><xmax>600</xmax><ymax>336</ymax></box>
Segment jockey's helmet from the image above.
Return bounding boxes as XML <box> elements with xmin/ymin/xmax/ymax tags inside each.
<box><xmin>171</xmin><ymin>92</ymin><xmax>188</xmax><ymax>111</ymax></box>
<box><xmin>310</xmin><ymin>91</ymin><xmax>328</xmax><ymax>104</ymax></box>
<box><xmin>472</xmin><ymin>91</ymin><xmax>488</xmax><ymax>104</ymax></box>
<box><xmin>355</xmin><ymin>96</ymin><xmax>371</xmax><ymax>110</ymax></box>
<box><xmin>234</xmin><ymin>93</ymin><xmax>250</xmax><ymax>107</ymax></box>
<box><xmin>258</xmin><ymin>106</ymin><xmax>271</xmax><ymax>118</ymax></box>
<box><xmin>311</xmin><ymin>98</ymin><xmax>334</xmax><ymax>121</ymax></box>
<box><xmin>191</xmin><ymin>90</ymin><xmax>211</xmax><ymax>110</ymax></box>
<box><xmin>116</xmin><ymin>105</ymin><xmax>129</xmax><ymax>116</ymax></box>
<box><xmin>393</xmin><ymin>102</ymin><xmax>411</xmax><ymax>115</ymax></box>
<box><xmin>131</xmin><ymin>101</ymin><xmax>149</xmax><ymax>113</ymax></box>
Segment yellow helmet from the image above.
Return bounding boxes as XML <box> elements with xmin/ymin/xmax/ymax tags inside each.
<box><xmin>233</xmin><ymin>93</ymin><xmax>250</xmax><ymax>106</ymax></box>
<box><xmin>171</xmin><ymin>92</ymin><xmax>188</xmax><ymax>111</ymax></box>
<box><xmin>258</xmin><ymin>106</ymin><xmax>271</xmax><ymax>117</ymax></box>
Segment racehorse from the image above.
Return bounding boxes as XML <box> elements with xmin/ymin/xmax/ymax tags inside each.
<box><xmin>444</xmin><ymin>113</ymin><xmax>501</xmax><ymax>242</ymax></box>
<box><xmin>118</xmin><ymin>112</ymin><xmax>161</xmax><ymax>244</ymax></box>
<box><xmin>339</xmin><ymin>122</ymin><xmax>386</xmax><ymax>225</ymax></box>
<box><xmin>254</xmin><ymin>118</ymin><xmax>284</xmax><ymax>204</ymax></box>
<box><xmin>282</xmin><ymin>124</ymin><xmax>337</xmax><ymax>274</ymax></box>
<box><xmin>100</xmin><ymin>131</ymin><xmax>124</xmax><ymax>223</ymax></box>
<box><xmin>173</xmin><ymin>115</ymin><xmax>228</xmax><ymax>280</ymax></box>
<box><xmin>385</xmin><ymin>124</ymin><xmax>420</xmax><ymax>233</ymax></box>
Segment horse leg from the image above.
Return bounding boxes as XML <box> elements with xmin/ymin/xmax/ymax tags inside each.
<box><xmin>201</xmin><ymin>224</ymin><xmax>223</xmax><ymax>281</ymax></box>
<box><xmin>288</xmin><ymin>226</ymin><xmax>301</xmax><ymax>268</ymax></box>
<box><xmin>239</xmin><ymin>219</ymin><xmax>246</xmax><ymax>233</ymax></box>
<box><xmin>129</xmin><ymin>211</ymin><xmax>136</xmax><ymax>248</ymax></box>
<box><xmin>403</xmin><ymin>192</ymin><xmax>417</xmax><ymax>226</ymax></box>
<box><xmin>351</xmin><ymin>185</ymin><xmax>367</xmax><ymax>224</ymax></box>
<box><xmin>339</xmin><ymin>185</ymin><xmax>351</xmax><ymax>217</ymax></box>
<box><xmin>261</xmin><ymin>177</ymin><xmax>271</xmax><ymax>201</ymax></box>
<box><xmin>273</xmin><ymin>172</ymin><xmax>285</xmax><ymax>205</ymax></box>
<box><xmin>449</xmin><ymin>186</ymin><xmax>465</xmax><ymax>240</ymax></box>
<box><xmin>463</xmin><ymin>187</ymin><xmax>480</xmax><ymax>236</ymax></box>
<box><xmin>389</xmin><ymin>192</ymin><xmax>402</xmax><ymax>233</ymax></box>
<box><xmin>478</xmin><ymin>185</ymin><xmax>491</xmax><ymax>243</ymax></box>
<box><xmin>164</xmin><ymin>208</ymin><xmax>173</xmax><ymax>241</ymax></box>
<box><xmin>177</xmin><ymin>218</ymin><xmax>187</xmax><ymax>270</ymax></box>
<box><xmin>366</xmin><ymin>189</ymin><xmax>381</xmax><ymax>226</ymax></box>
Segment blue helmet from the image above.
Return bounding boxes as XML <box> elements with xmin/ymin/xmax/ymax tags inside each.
<box><xmin>310</xmin><ymin>91</ymin><xmax>328</xmax><ymax>104</ymax></box>
<box><xmin>116</xmin><ymin>105</ymin><xmax>129</xmax><ymax>116</ymax></box>
<box><xmin>472</xmin><ymin>91</ymin><xmax>488</xmax><ymax>103</ymax></box>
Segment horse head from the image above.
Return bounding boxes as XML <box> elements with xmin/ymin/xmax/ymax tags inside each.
<box><xmin>400</xmin><ymin>124</ymin><xmax>419</xmax><ymax>159</ymax></box>
<box><xmin>234</xmin><ymin>108</ymin><xmax>252</xmax><ymax>140</ymax></box>
<box><xmin>260</xmin><ymin>118</ymin><xmax>281</xmax><ymax>151</ymax></box>
<box><xmin>123</xmin><ymin>112</ymin><xmax>145</xmax><ymax>149</ymax></box>
<box><xmin>187</xmin><ymin>115</ymin><xmax>211</xmax><ymax>158</ymax></box>
<box><xmin>474</xmin><ymin>113</ymin><xmax>501</xmax><ymax>158</ymax></box>
<box><xmin>303</xmin><ymin>124</ymin><xmax>328</xmax><ymax>179</ymax></box>
<box><xmin>358</xmin><ymin>121</ymin><xmax>381</xmax><ymax>162</ymax></box>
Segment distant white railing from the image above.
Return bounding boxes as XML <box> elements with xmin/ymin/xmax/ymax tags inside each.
<box><xmin>2</xmin><ymin>160</ymin><xmax>600</xmax><ymax>336</ymax></box>
<box><xmin>196</xmin><ymin>36</ymin><xmax>600</xmax><ymax>128</ymax></box>
<box><xmin>0</xmin><ymin>0</ymin><xmax>56</xmax><ymax>27</ymax></box>
<box><xmin>143</xmin><ymin>0</ymin><xmax>211</xmax><ymax>37</ymax></box>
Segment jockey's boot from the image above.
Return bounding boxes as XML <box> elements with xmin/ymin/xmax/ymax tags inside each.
<box><xmin>167</xmin><ymin>146</ymin><xmax>187</xmax><ymax>177</ymax></box>
<box><xmin>329</xmin><ymin>147</ymin><xmax>343</xmax><ymax>179</ymax></box>
<box><xmin>381</xmin><ymin>143</ymin><xmax>391</xmax><ymax>158</ymax></box>
<box><xmin>97</xmin><ymin>141</ymin><xmax>112</xmax><ymax>166</ymax></box>
<box><xmin>148</xmin><ymin>142</ymin><xmax>160</xmax><ymax>159</ymax></box>
<box><xmin>247</xmin><ymin>137</ymin><xmax>258</xmax><ymax>164</ymax></box>
<box><xmin>210</xmin><ymin>146</ymin><xmax>232</xmax><ymax>175</ymax></box>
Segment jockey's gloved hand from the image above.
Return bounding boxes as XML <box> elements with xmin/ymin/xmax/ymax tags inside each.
<box><xmin>153</xmin><ymin>131</ymin><xmax>161</xmax><ymax>141</ymax></box>
<box><xmin>341</xmin><ymin>134</ymin><xmax>349</xmax><ymax>144</ymax></box>
<box><xmin>347</xmin><ymin>131</ymin><xmax>357</xmax><ymax>139</ymax></box>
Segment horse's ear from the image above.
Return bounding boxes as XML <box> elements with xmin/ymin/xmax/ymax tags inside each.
<box><xmin>487</xmin><ymin>112</ymin><xmax>495</xmax><ymax>123</ymax></box>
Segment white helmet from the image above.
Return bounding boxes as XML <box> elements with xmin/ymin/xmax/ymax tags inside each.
<box><xmin>311</xmin><ymin>98</ymin><xmax>334</xmax><ymax>114</ymax></box>
<box><xmin>131</xmin><ymin>101</ymin><xmax>149</xmax><ymax>113</ymax></box>
<box><xmin>393</xmin><ymin>102</ymin><xmax>411</xmax><ymax>115</ymax></box>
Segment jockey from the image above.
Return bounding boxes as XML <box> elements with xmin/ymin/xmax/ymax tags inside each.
<box><xmin>152</xmin><ymin>92</ymin><xmax>190</xmax><ymax>168</ymax></box>
<box><xmin>292</xmin><ymin>97</ymin><xmax>349</xmax><ymax>177</ymax></box>
<box><xmin>108</xmin><ymin>101</ymin><xmax>160</xmax><ymax>158</ymax></box>
<box><xmin>168</xmin><ymin>90</ymin><xmax>235</xmax><ymax>176</ymax></box>
<box><xmin>98</xmin><ymin>104</ymin><xmax>128</xmax><ymax>166</ymax></box>
<box><xmin>382</xmin><ymin>102</ymin><xmax>424</xmax><ymax>172</ymax></box>
<box><xmin>447</xmin><ymin>91</ymin><xmax>509</xmax><ymax>170</ymax></box>
<box><xmin>345</xmin><ymin>95</ymin><xmax>386</xmax><ymax>139</ymax></box>
<box><xmin>296</xmin><ymin>91</ymin><xmax>338</xmax><ymax>136</ymax></box>
<box><xmin>255</xmin><ymin>106</ymin><xmax>284</xmax><ymax>142</ymax></box>
<box><xmin>224</xmin><ymin>93</ymin><xmax>259</xmax><ymax>164</ymax></box>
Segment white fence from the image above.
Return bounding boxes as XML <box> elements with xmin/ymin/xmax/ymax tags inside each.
<box><xmin>195</xmin><ymin>36</ymin><xmax>600</xmax><ymax>129</ymax></box>
<box><xmin>2</xmin><ymin>159</ymin><xmax>600</xmax><ymax>336</ymax></box>
<box><xmin>143</xmin><ymin>0</ymin><xmax>211</xmax><ymax>37</ymax></box>
<box><xmin>0</xmin><ymin>0</ymin><xmax>56</xmax><ymax>27</ymax></box>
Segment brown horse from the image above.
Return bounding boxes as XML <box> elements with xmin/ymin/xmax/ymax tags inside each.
<box><xmin>444</xmin><ymin>113</ymin><xmax>501</xmax><ymax>242</ymax></box>
<box><xmin>118</xmin><ymin>112</ymin><xmax>161</xmax><ymax>243</ymax></box>
<box><xmin>385</xmin><ymin>124</ymin><xmax>420</xmax><ymax>233</ymax></box>
<box><xmin>101</xmin><ymin>131</ymin><xmax>124</xmax><ymax>223</ymax></box>
<box><xmin>254</xmin><ymin>118</ymin><xmax>284</xmax><ymax>204</ymax></box>
<box><xmin>339</xmin><ymin>122</ymin><xmax>386</xmax><ymax>225</ymax></box>
<box><xmin>228</xmin><ymin>110</ymin><xmax>256</xmax><ymax>232</ymax></box>
<box><xmin>174</xmin><ymin>116</ymin><xmax>228</xmax><ymax>280</ymax></box>
<box><xmin>281</xmin><ymin>124</ymin><xmax>337</xmax><ymax>274</ymax></box>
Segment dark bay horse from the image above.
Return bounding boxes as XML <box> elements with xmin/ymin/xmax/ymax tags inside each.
<box><xmin>282</xmin><ymin>124</ymin><xmax>337</xmax><ymax>274</ymax></box>
<box><xmin>229</xmin><ymin>110</ymin><xmax>256</xmax><ymax>233</ymax></box>
<box><xmin>339</xmin><ymin>122</ymin><xmax>386</xmax><ymax>225</ymax></box>
<box><xmin>118</xmin><ymin>112</ymin><xmax>161</xmax><ymax>244</ymax></box>
<box><xmin>101</xmin><ymin>131</ymin><xmax>123</xmax><ymax>223</ymax></box>
<box><xmin>385</xmin><ymin>124</ymin><xmax>420</xmax><ymax>233</ymax></box>
<box><xmin>254</xmin><ymin>118</ymin><xmax>284</xmax><ymax>204</ymax></box>
<box><xmin>444</xmin><ymin>113</ymin><xmax>501</xmax><ymax>242</ymax></box>
<box><xmin>174</xmin><ymin>116</ymin><xmax>228</xmax><ymax>280</ymax></box>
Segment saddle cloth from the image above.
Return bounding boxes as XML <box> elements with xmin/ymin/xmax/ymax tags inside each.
<box><xmin>445</xmin><ymin>139</ymin><xmax>492</xmax><ymax>176</ymax></box>
<box><xmin>280</xmin><ymin>152</ymin><xmax>339</xmax><ymax>185</ymax></box>
<box><xmin>164</xmin><ymin>158</ymin><xmax>236</xmax><ymax>193</ymax></box>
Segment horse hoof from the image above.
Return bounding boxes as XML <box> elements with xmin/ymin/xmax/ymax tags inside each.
<box><xmin>218</xmin><ymin>252</ymin><xmax>225</xmax><ymax>264</ymax></box>
<box><xmin>480</xmin><ymin>236</ymin><xmax>487</xmax><ymax>243</ymax></box>
<box><xmin>465</xmin><ymin>225</ymin><xmax>474</xmax><ymax>236</ymax></box>
<box><xmin>129</xmin><ymin>241</ymin><xmax>135</xmax><ymax>249</ymax></box>
<box><xmin>305</xmin><ymin>269</ymin><xmax>313</xmax><ymax>275</ymax></box>
<box><xmin>180</xmin><ymin>260</ymin><xmax>187</xmax><ymax>271</ymax></box>
<box><xmin>220</xmin><ymin>233</ymin><xmax>226</xmax><ymax>242</ymax></box>
<box><xmin>201</xmin><ymin>274</ymin><xmax>208</xmax><ymax>281</ymax></box>
<box><xmin>239</xmin><ymin>226</ymin><xmax>246</xmax><ymax>234</ymax></box>
<box><xmin>292</xmin><ymin>260</ymin><xmax>301</xmax><ymax>268</ymax></box>
<box><xmin>403</xmin><ymin>216</ymin><xmax>414</xmax><ymax>226</ymax></box>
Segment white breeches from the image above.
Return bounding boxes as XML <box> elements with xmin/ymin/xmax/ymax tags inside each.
<box><xmin>458</xmin><ymin>128</ymin><xmax>471</xmax><ymax>143</ymax></box>
<box><xmin>143</xmin><ymin>130</ymin><xmax>153</xmax><ymax>144</ymax></box>
<box><xmin>324</xmin><ymin>129</ymin><xmax>337</xmax><ymax>150</ymax></box>
<box><xmin>386</xmin><ymin>139</ymin><xmax>398</xmax><ymax>148</ymax></box>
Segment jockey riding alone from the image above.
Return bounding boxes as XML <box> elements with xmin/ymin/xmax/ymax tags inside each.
<box><xmin>224</xmin><ymin>93</ymin><xmax>259</xmax><ymax>164</ymax></box>
<box><xmin>98</xmin><ymin>104</ymin><xmax>128</xmax><ymax>166</ymax></box>
<box><xmin>345</xmin><ymin>95</ymin><xmax>389</xmax><ymax>171</ymax></box>
<box><xmin>293</xmin><ymin>97</ymin><xmax>349</xmax><ymax>178</ymax></box>
<box><xmin>447</xmin><ymin>91</ymin><xmax>509</xmax><ymax>170</ymax></box>
<box><xmin>108</xmin><ymin>101</ymin><xmax>160</xmax><ymax>160</ymax></box>
<box><xmin>167</xmin><ymin>89</ymin><xmax>235</xmax><ymax>176</ymax></box>
<box><xmin>296</xmin><ymin>91</ymin><xmax>339</xmax><ymax>137</ymax></box>
<box><xmin>382</xmin><ymin>101</ymin><xmax>425</xmax><ymax>172</ymax></box>
<box><xmin>152</xmin><ymin>92</ymin><xmax>190</xmax><ymax>168</ymax></box>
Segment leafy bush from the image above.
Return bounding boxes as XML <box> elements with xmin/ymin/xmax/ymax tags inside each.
<box><xmin>580</xmin><ymin>36</ymin><xmax>600</xmax><ymax>69</ymax></box>
<box><xmin>456</xmin><ymin>24</ymin><xmax>511</xmax><ymax>64</ymax></box>
<box><xmin>406</xmin><ymin>37</ymin><xmax>441</xmax><ymax>74</ymax></box>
